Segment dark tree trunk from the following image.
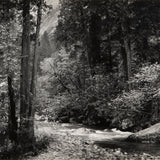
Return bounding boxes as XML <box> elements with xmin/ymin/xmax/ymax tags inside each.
<box><xmin>105</xmin><ymin>10</ymin><xmax>112</xmax><ymax>73</ymax></box>
<box><xmin>19</xmin><ymin>0</ymin><xmax>33</xmax><ymax>146</ymax></box>
<box><xmin>124</xmin><ymin>37</ymin><xmax>131</xmax><ymax>81</ymax></box>
<box><xmin>90</xmin><ymin>13</ymin><xmax>101</xmax><ymax>64</ymax></box>
<box><xmin>120</xmin><ymin>39</ymin><xmax>128</xmax><ymax>81</ymax></box>
<box><xmin>119</xmin><ymin>20</ymin><xmax>132</xmax><ymax>90</ymax></box>
<box><xmin>141</xmin><ymin>37</ymin><xmax>148</xmax><ymax>61</ymax></box>
<box><xmin>88</xmin><ymin>13</ymin><xmax>101</xmax><ymax>76</ymax></box>
<box><xmin>8</xmin><ymin>74</ymin><xmax>17</xmax><ymax>144</ymax></box>
<box><xmin>29</xmin><ymin>0</ymin><xmax>43</xmax><ymax>140</ymax></box>
<box><xmin>108</xmin><ymin>37</ymin><xmax>112</xmax><ymax>72</ymax></box>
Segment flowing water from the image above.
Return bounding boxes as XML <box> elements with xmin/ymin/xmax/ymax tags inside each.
<box><xmin>37</xmin><ymin>122</ymin><xmax>160</xmax><ymax>156</ymax></box>
<box><xmin>95</xmin><ymin>139</ymin><xmax>160</xmax><ymax>156</ymax></box>
<box><xmin>62</xmin><ymin>123</ymin><xmax>160</xmax><ymax>156</ymax></box>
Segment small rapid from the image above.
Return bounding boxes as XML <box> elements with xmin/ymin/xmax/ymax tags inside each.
<box><xmin>36</xmin><ymin>122</ymin><xmax>160</xmax><ymax>156</ymax></box>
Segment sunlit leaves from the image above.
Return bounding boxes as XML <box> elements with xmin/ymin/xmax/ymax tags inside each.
<box><xmin>130</xmin><ymin>63</ymin><xmax>160</xmax><ymax>84</ymax></box>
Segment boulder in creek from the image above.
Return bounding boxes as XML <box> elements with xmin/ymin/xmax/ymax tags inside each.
<box><xmin>127</xmin><ymin>123</ymin><xmax>160</xmax><ymax>143</ymax></box>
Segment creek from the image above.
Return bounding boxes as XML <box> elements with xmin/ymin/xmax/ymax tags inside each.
<box><xmin>37</xmin><ymin>122</ymin><xmax>160</xmax><ymax>156</ymax></box>
<box><xmin>63</xmin><ymin>123</ymin><xmax>160</xmax><ymax>156</ymax></box>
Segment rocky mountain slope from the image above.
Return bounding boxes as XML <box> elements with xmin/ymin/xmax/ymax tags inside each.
<box><xmin>40</xmin><ymin>0</ymin><xmax>59</xmax><ymax>37</ymax></box>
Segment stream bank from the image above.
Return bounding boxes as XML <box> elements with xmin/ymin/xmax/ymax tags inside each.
<box><xmin>127</xmin><ymin>122</ymin><xmax>160</xmax><ymax>144</ymax></box>
<box><xmin>3</xmin><ymin>121</ymin><xmax>160</xmax><ymax>160</ymax></box>
<box><xmin>25</xmin><ymin>121</ymin><xmax>160</xmax><ymax>160</ymax></box>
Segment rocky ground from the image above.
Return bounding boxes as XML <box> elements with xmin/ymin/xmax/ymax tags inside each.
<box><xmin>21</xmin><ymin>122</ymin><xmax>160</xmax><ymax>160</ymax></box>
<box><xmin>128</xmin><ymin>123</ymin><xmax>160</xmax><ymax>143</ymax></box>
<box><xmin>1</xmin><ymin>122</ymin><xmax>160</xmax><ymax>160</ymax></box>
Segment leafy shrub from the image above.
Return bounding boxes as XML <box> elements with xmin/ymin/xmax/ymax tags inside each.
<box><xmin>111</xmin><ymin>90</ymin><xmax>152</xmax><ymax>131</ymax></box>
<box><xmin>37</xmin><ymin>44</ymin><xmax>160</xmax><ymax>132</ymax></box>
<box><xmin>111</xmin><ymin>64</ymin><xmax>160</xmax><ymax>131</ymax></box>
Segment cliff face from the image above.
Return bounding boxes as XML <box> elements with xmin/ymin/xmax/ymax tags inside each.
<box><xmin>38</xmin><ymin>0</ymin><xmax>59</xmax><ymax>60</ymax></box>
<box><xmin>40</xmin><ymin>0</ymin><xmax>59</xmax><ymax>36</ymax></box>
<box><xmin>36</xmin><ymin>0</ymin><xmax>59</xmax><ymax>73</ymax></box>
<box><xmin>40</xmin><ymin>7</ymin><xmax>59</xmax><ymax>37</ymax></box>
<box><xmin>45</xmin><ymin>0</ymin><xmax>59</xmax><ymax>7</ymax></box>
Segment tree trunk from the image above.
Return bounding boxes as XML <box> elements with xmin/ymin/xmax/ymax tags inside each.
<box><xmin>88</xmin><ymin>13</ymin><xmax>101</xmax><ymax>76</ymax></box>
<box><xmin>108</xmin><ymin>37</ymin><xmax>112</xmax><ymax>72</ymax></box>
<box><xmin>120</xmin><ymin>38</ymin><xmax>128</xmax><ymax>81</ymax></box>
<box><xmin>120</xmin><ymin>21</ymin><xmax>132</xmax><ymax>90</ymax></box>
<box><xmin>8</xmin><ymin>73</ymin><xmax>17</xmax><ymax>144</ymax></box>
<box><xmin>29</xmin><ymin>0</ymin><xmax>43</xmax><ymax>140</ymax></box>
<box><xmin>105</xmin><ymin>10</ymin><xmax>112</xmax><ymax>73</ymax></box>
<box><xmin>124</xmin><ymin>38</ymin><xmax>131</xmax><ymax>80</ymax></box>
<box><xmin>19</xmin><ymin>0</ymin><xmax>33</xmax><ymax>146</ymax></box>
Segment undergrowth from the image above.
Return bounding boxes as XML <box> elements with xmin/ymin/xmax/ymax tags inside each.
<box><xmin>0</xmin><ymin>133</ymin><xmax>52</xmax><ymax>160</ymax></box>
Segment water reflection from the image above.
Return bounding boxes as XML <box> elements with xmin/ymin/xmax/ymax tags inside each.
<box><xmin>95</xmin><ymin>140</ymin><xmax>160</xmax><ymax>156</ymax></box>
<box><xmin>64</xmin><ymin>123</ymin><xmax>160</xmax><ymax>156</ymax></box>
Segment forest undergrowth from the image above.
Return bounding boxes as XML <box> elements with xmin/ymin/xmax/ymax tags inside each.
<box><xmin>1</xmin><ymin>122</ymin><xmax>158</xmax><ymax>160</ymax></box>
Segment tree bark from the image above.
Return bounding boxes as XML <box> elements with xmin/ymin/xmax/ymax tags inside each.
<box><xmin>105</xmin><ymin>10</ymin><xmax>112</xmax><ymax>73</ymax></box>
<box><xmin>88</xmin><ymin>13</ymin><xmax>101</xmax><ymax>76</ymax></box>
<box><xmin>8</xmin><ymin>73</ymin><xmax>17</xmax><ymax>144</ymax></box>
<box><xmin>108</xmin><ymin>37</ymin><xmax>112</xmax><ymax>72</ymax></box>
<box><xmin>120</xmin><ymin>38</ymin><xmax>128</xmax><ymax>81</ymax></box>
<box><xmin>120</xmin><ymin>21</ymin><xmax>132</xmax><ymax>90</ymax></box>
<box><xmin>19</xmin><ymin>0</ymin><xmax>33</xmax><ymax>145</ymax></box>
<box><xmin>29</xmin><ymin>0</ymin><xmax>43</xmax><ymax>140</ymax></box>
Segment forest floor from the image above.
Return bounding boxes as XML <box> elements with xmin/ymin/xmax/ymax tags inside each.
<box><xmin>19</xmin><ymin>121</ymin><xmax>160</xmax><ymax>160</ymax></box>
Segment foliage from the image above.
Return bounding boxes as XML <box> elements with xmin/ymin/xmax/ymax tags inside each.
<box><xmin>130</xmin><ymin>63</ymin><xmax>160</xmax><ymax>85</ymax></box>
<box><xmin>111</xmin><ymin>64</ymin><xmax>160</xmax><ymax>131</ymax></box>
<box><xmin>38</xmin><ymin>47</ymin><xmax>160</xmax><ymax>131</ymax></box>
<box><xmin>0</xmin><ymin>0</ymin><xmax>50</xmax><ymax>149</ymax></box>
<box><xmin>41</xmin><ymin>0</ymin><xmax>160</xmax><ymax>132</ymax></box>
<box><xmin>1</xmin><ymin>0</ymin><xmax>160</xmax><ymax>153</ymax></box>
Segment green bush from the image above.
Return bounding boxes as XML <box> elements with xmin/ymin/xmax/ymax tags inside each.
<box><xmin>111</xmin><ymin>64</ymin><xmax>160</xmax><ymax>131</ymax></box>
<box><xmin>111</xmin><ymin>90</ymin><xmax>153</xmax><ymax>131</ymax></box>
<box><xmin>38</xmin><ymin>47</ymin><xmax>160</xmax><ymax>132</ymax></box>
